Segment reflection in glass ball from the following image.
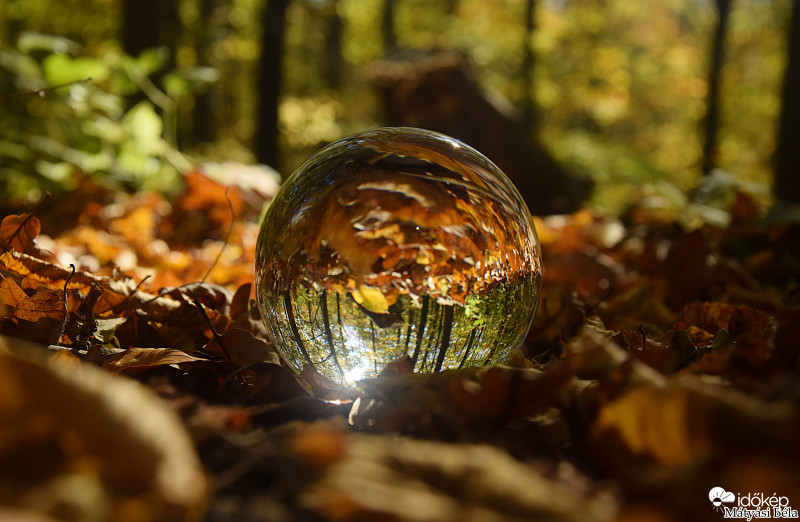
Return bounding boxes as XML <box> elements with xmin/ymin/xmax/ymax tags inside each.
<box><xmin>255</xmin><ymin>128</ymin><xmax>541</xmax><ymax>385</ymax></box>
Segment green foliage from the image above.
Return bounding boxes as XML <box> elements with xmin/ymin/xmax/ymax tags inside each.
<box><xmin>0</xmin><ymin>32</ymin><xmax>215</xmax><ymax>202</ymax></box>
<box><xmin>0</xmin><ymin>0</ymin><xmax>791</xmax><ymax>211</ymax></box>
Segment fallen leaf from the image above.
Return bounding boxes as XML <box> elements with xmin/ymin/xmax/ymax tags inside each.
<box><xmin>93</xmin><ymin>316</ymin><xmax>127</xmax><ymax>344</ymax></box>
<box><xmin>682</xmin><ymin>301</ymin><xmax>773</xmax><ymax>338</ymax></box>
<box><xmin>352</xmin><ymin>284</ymin><xmax>389</xmax><ymax>314</ymax></box>
<box><xmin>0</xmin><ymin>213</ymin><xmax>42</xmax><ymax>255</ymax></box>
<box><xmin>0</xmin><ymin>278</ymin><xmax>66</xmax><ymax>345</ymax></box>
<box><xmin>206</xmin><ymin>327</ymin><xmax>278</xmax><ymax>368</ymax></box>
<box><xmin>103</xmin><ymin>347</ymin><xmax>210</xmax><ymax>373</ymax></box>
<box><xmin>0</xmin><ymin>336</ymin><xmax>208</xmax><ymax>520</ymax></box>
<box><xmin>591</xmin><ymin>376</ymin><xmax>795</xmax><ymax>467</ymax></box>
<box><xmin>302</xmin><ymin>432</ymin><xmax>616</xmax><ymax>522</ymax></box>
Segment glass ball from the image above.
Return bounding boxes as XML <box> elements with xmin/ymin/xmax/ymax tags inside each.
<box><xmin>255</xmin><ymin>128</ymin><xmax>541</xmax><ymax>385</ymax></box>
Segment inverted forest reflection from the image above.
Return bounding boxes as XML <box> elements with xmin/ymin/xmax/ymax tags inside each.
<box><xmin>255</xmin><ymin>128</ymin><xmax>542</xmax><ymax>385</ymax></box>
<box><xmin>264</xmin><ymin>274</ymin><xmax>541</xmax><ymax>385</ymax></box>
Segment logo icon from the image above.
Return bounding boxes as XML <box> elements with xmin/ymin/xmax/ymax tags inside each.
<box><xmin>709</xmin><ymin>487</ymin><xmax>736</xmax><ymax>511</ymax></box>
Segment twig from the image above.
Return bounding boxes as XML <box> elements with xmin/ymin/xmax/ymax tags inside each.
<box><xmin>192</xmin><ymin>298</ymin><xmax>232</xmax><ymax>361</ymax></box>
<box><xmin>58</xmin><ymin>264</ymin><xmax>76</xmax><ymax>346</ymax></box>
<box><xmin>141</xmin><ymin>286</ymin><xmax>171</xmax><ymax>305</ymax></box>
<box><xmin>3</xmin><ymin>78</ymin><xmax>93</xmax><ymax>100</ymax></box>
<box><xmin>638</xmin><ymin>324</ymin><xmax>647</xmax><ymax>350</ymax></box>
<box><xmin>132</xmin><ymin>274</ymin><xmax>151</xmax><ymax>293</ymax></box>
<box><xmin>200</xmin><ymin>186</ymin><xmax>235</xmax><ymax>284</ymax></box>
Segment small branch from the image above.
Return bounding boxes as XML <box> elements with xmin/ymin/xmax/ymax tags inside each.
<box><xmin>3</xmin><ymin>78</ymin><xmax>94</xmax><ymax>100</ymax></box>
<box><xmin>192</xmin><ymin>298</ymin><xmax>232</xmax><ymax>361</ymax></box>
<box><xmin>59</xmin><ymin>265</ymin><xmax>76</xmax><ymax>347</ymax></box>
<box><xmin>132</xmin><ymin>275</ymin><xmax>151</xmax><ymax>293</ymax></box>
<box><xmin>200</xmin><ymin>186</ymin><xmax>234</xmax><ymax>284</ymax></box>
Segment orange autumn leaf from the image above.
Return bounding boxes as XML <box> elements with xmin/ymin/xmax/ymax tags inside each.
<box><xmin>0</xmin><ymin>250</ymin><xmax>100</xmax><ymax>294</ymax></box>
<box><xmin>0</xmin><ymin>277</ymin><xmax>65</xmax><ymax>323</ymax></box>
<box><xmin>0</xmin><ymin>213</ymin><xmax>42</xmax><ymax>255</ymax></box>
<box><xmin>177</xmin><ymin>170</ymin><xmax>244</xmax><ymax>226</ymax></box>
<box><xmin>0</xmin><ymin>277</ymin><xmax>29</xmax><ymax>309</ymax></box>
<box><xmin>682</xmin><ymin>302</ymin><xmax>775</xmax><ymax>370</ymax></box>
<box><xmin>108</xmin><ymin>201</ymin><xmax>158</xmax><ymax>248</ymax></box>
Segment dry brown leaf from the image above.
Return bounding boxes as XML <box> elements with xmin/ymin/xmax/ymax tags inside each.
<box><xmin>0</xmin><ymin>250</ymin><xmax>103</xmax><ymax>295</ymax></box>
<box><xmin>349</xmin><ymin>364</ymin><xmax>573</xmax><ymax>437</ymax></box>
<box><xmin>103</xmin><ymin>347</ymin><xmax>210</xmax><ymax>373</ymax></box>
<box><xmin>444</xmin><ymin>364</ymin><xmax>572</xmax><ymax>421</ymax></box>
<box><xmin>1</xmin><ymin>278</ymin><xmax>65</xmax><ymax>323</ymax></box>
<box><xmin>211</xmin><ymin>327</ymin><xmax>278</xmax><ymax>368</ymax></box>
<box><xmin>302</xmin><ymin>431</ymin><xmax>616</xmax><ymax>522</ymax></box>
<box><xmin>0</xmin><ymin>278</ymin><xmax>66</xmax><ymax>344</ymax></box>
<box><xmin>0</xmin><ymin>336</ymin><xmax>207</xmax><ymax>521</ymax></box>
<box><xmin>0</xmin><ymin>276</ymin><xmax>29</xmax><ymax>309</ymax></box>
<box><xmin>0</xmin><ymin>213</ymin><xmax>42</xmax><ymax>255</ymax></box>
<box><xmin>682</xmin><ymin>301</ymin><xmax>773</xmax><ymax>338</ymax></box>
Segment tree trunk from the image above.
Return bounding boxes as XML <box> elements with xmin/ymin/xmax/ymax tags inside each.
<box><xmin>701</xmin><ymin>0</ymin><xmax>732</xmax><ymax>176</ymax></box>
<box><xmin>444</xmin><ymin>0</ymin><xmax>459</xmax><ymax>16</ymax></box>
<box><xmin>191</xmin><ymin>0</ymin><xmax>216</xmax><ymax>145</ymax></box>
<box><xmin>368</xmin><ymin>52</ymin><xmax>592</xmax><ymax>214</ymax></box>
<box><xmin>256</xmin><ymin>0</ymin><xmax>290</xmax><ymax>169</ymax></box>
<box><xmin>521</xmin><ymin>0</ymin><xmax>537</xmax><ymax>135</ymax></box>
<box><xmin>382</xmin><ymin>0</ymin><xmax>397</xmax><ymax>53</ymax></box>
<box><xmin>121</xmin><ymin>0</ymin><xmax>177</xmax><ymax>67</ymax></box>
<box><xmin>323</xmin><ymin>0</ymin><xmax>343</xmax><ymax>90</ymax></box>
<box><xmin>774</xmin><ymin>0</ymin><xmax>800</xmax><ymax>203</ymax></box>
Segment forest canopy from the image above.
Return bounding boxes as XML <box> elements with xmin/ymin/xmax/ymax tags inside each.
<box><xmin>0</xmin><ymin>0</ymin><xmax>795</xmax><ymax>212</ymax></box>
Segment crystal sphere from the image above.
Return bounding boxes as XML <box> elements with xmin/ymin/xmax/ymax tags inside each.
<box><xmin>255</xmin><ymin>128</ymin><xmax>541</xmax><ymax>385</ymax></box>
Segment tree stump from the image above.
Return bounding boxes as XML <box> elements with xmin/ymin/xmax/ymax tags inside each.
<box><xmin>368</xmin><ymin>51</ymin><xmax>592</xmax><ymax>215</ymax></box>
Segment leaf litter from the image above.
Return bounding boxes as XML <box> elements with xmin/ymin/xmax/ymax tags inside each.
<box><xmin>0</xmin><ymin>170</ymin><xmax>799</xmax><ymax>521</ymax></box>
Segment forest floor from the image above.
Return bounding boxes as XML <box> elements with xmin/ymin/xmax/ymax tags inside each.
<box><xmin>1</xmin><ymin>171</ymin><xmax>799</xmax><ymax>522</ymax></box>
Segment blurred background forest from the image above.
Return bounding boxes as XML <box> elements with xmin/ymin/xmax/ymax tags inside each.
<box><xmin>0</xmin><ymin>0</ymin><xmax>797</xmax><ymax>215</ymax></box>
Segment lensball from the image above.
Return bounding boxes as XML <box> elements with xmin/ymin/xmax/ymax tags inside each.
<box><xmin>255</xmin><ymin>128</ymin><xmax>541</xmax><ymax>385</ymax></box>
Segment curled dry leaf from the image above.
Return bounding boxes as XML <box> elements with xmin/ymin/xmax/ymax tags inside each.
<box><xmin>302</xmin><ymin>431</ymin><xmax>616</xmax><ymax>522</ymax></box>
<box><xmin>102</xmin><ymin>347</ymin><xmax>211</xmax><ymax>374</ymax></box>
<box><xmin>0</xmin><ymin>336</ymin><xmax>208</xmax><ymax>521</ymax></box>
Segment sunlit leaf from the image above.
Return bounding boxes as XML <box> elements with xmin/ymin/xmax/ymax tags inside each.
<box><xmin>42</xmin><ymin>53</ymin><xmax>109</xmax><ymax>85</ymax></box>
<box><xmin>0</xmin><ymin>213</ymin><xmax>42</xmax><ymax>254</ymax></box>
<box><xmin>122</xmin><ymin>101</ymin><xmax>163</xmax><ymax>145</ymax></box>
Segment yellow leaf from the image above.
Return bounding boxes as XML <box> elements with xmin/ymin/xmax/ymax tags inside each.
<box><xmin>352</xmin><ymin>284</ymin><xmax>388</xmax><ymax>314</ymax></box>
<box><xmin>594</xmin><ymin>383</ymin><xmax>705</xmax><ymax>465</ymax></box>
